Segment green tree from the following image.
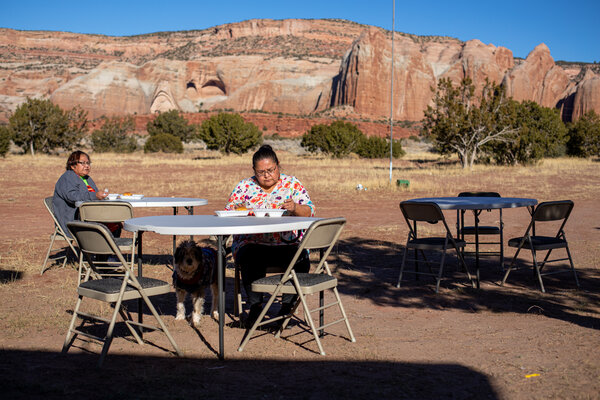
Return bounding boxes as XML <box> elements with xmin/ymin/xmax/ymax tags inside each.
<box><xmin>9</xmin><ymin>98</ymin><xmax>88</xmax><ymax>155</ymax></box>
<box><xmin>567</xmin><ymin>110</ymin><xmax>600</xmax><ymax>157</ymax></box>
<box><xmin>144</xmin><ymin>133</ymin><xmax>183</xmax><ymax>153</ymax></box>
<box><xmin>301</xmin><ymin>120</ymin><xmax>364</xmax><ymax>158</ymax></box>
<box><xmin>0</xmin><ymin>124</ymin><xmax>10</xmax><ymax>157</ymax></box>
<box><xmin>487</xmin><ymin>101</ymin><xmax>568</xmax><ymax>165</ymax></box>
<box><xmin>91</xmin><ymin>115</ymin><xmax>137</xmax><ymax>153</ymax></box>
<box><xmin>198</xmin><ymin>112</ymin><xmax>263</xmax><ymax>154</ymax></box>
<box><xmin>421</xmin><ymin>78</ymin><xmax>518</xmax><ymax>169</ymax></box>
<box><xmin>146</xmin><ymin>110</ymin><xmax>195</xmax><ymax>142</ymax></box>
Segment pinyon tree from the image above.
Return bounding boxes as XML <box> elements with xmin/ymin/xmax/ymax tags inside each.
<box><xmin>199</xmin><ymin>112</ymin><xmax>262</xmax><ymax>154</ymax></box>
<box><xmin>9</xmin><ymin>98</ymin><xmax>87</xmax><ymax>155</ymax></box>
<box><xmin>422</xmin><ymin>78</ymin><xmax>518</xmax><ymax>169</ymax></box>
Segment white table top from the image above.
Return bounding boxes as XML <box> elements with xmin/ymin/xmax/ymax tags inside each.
<box><xmin>76</xmin><ymin>197</ymin><xmax>208</xmax><ymax>208</ymax></box>
<box><xmin>124</xmin><ymin>215</ymin><xmax>320</xmax><ymax>236</ymax></box>
<box><xmin>405</xmin><ymin>197</ymin><xmax>538</xmax><ymax>210</ymax></box>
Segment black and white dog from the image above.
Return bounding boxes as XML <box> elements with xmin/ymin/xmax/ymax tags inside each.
<box><xmin>173</xmin><ymin>240</ymin><xmax>218</xmax><ymax>327</ymax></box>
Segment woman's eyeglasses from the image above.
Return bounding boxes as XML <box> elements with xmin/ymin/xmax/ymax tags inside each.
<box><xmin>76</xmin><ymin>161</ymin><xmax>92</xmax><ymax>166</ymax></box>
<box><xmin>254</xmin><ymin>166</ymin><xmax>277</xmax><ymax>177</ymax></box>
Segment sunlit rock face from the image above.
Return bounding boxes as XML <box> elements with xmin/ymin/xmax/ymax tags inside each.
<box><xmin>0</xmin><ymin>19</ymin><xmax>598</xmax><ymax>124</ymax></box>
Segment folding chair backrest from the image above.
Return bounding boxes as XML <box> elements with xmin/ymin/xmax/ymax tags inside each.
<box><xmin>45</xmin><ymin>196</ymin><xmax>64</xmax><ymax>231</ymax></box>
<box><xmin>79</xmin><ymin>201</ymin><xmax>133</xmax><ymax>223</ymax></box>
<box><xmin>533</xmin><ymin>200</ymin><xmax>573</xmax><ymax>222</ymax></box>
<box><xmin>285</xmin><ymin>218</ymin><xmax>346</xmax><ymax>273</ymax></box>
<box><xmin>400</xmin><ymin>201</ymin><xmax>444</xmax><ymax>223</ymax></box>
<box><xmin>67</xmin><ymin>221</ymin><xmax>128</xmax><ymax>269</ymax></box>
<box><xmin>458</xmin><ymin>192</ymin><xmax>500</xmax><ymax>198</ymax></box>
<box><xmin>300</xmin><ymin>217</ymin><xmax>346</xmax><ymax>251</ymax></box>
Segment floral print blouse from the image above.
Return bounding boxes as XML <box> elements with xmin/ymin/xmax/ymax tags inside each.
<box><xmin>225</xmin><ymin>173</ymin><xmax>315</xmax><ymax>256</ymax></box>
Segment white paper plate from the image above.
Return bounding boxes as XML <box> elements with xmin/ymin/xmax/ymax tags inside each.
<box><xmin>119</xmin><ymin>194</ymin><xmax>144</xmax><ymax>200</ymax></box>
<box><xmin>215</xmin><ymin>210</ymin><xmax>250</xmax><ymax>217</ymax></box>
<box><xmin>106</xmin><ymin>193</ymin><xmax>120</xmax><ymax>200</ymax></box>
<box><xmin>253</xmin><ymin>209</ymin><xmax>285</xmax><ymax>217</ymax></box>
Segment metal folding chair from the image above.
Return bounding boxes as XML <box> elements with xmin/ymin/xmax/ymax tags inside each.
<box><xmin>457</xmin><ymin>192</ymin><xmax>505</xmax><ymax>286</ymax></box>
<box><xmin>501</xmin><ymin>200</ymin><xmax>579</xmax><ymax>293</ymax></box>
<box><xmin>63</xmin><ymin>221</ymin><xmax>182</xmax><ymax>367</ymax></box>
<box><xmin>77</xmin><ymin>201</ymin><xmax>136</xmax><ymax>283</ymax></box>
<box><xmin>238</xmin><ymin>218</ymin><xmax>355</xmax><ymax>355</ymax></box>
<box><xmin>41</xmin><ymin>197</ymin><xmax>78</xmax><ymax>275</ymax></box>
<box><xmin>397</xmin><ymin>201</ymin><xmax>475</xmax><ymax>293</ymax></box>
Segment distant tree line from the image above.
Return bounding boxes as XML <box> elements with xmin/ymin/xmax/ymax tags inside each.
<box><xmin>1</xmin><ymin>96</ymin><xmax>599</xmax><ymax>163</ymax></box>
<box><xmin>421</xmin><ymin>77</ymin><xmax>600</xmax><ymax>168</ymax></box>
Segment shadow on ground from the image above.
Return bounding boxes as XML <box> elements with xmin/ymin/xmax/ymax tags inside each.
<box><xmin>1</xmin><ymin>349</ymin><xmax>499</xmax><ymax>399</ymax></box>
<box><xmin>331</xmin><ymin>237</ymin><xmax>600</xmax><ymax>331</ymax></box>
<box><xmin>0</xmin><ymin>269</ymin><xmax>24</xmax><ymax>283</ymax></box>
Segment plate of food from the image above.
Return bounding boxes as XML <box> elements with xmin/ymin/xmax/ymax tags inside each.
<box><xmin>215</xmin><ymin>210</ymin><xmax>250</xmax><ymax>217</ymax></box>
<box><xmin>119</xmin><ymin>193</ymin><xmax>144</xmax><ymax>200</ymax></box>
<box><xmin>106</xmin><ymin>193</ymin><xmax>120</xmax><ymax>200</ymax></box>
<box><xmin>253</xmin><ymin>209</ymin><xmax>285</xmax><ymax>217</ymax></box>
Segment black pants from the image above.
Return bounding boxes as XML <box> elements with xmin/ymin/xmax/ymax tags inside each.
<box><xmin>236</xmin><ymin>244</ymin><xmax>310</xmax><ymax>307</ymax></box>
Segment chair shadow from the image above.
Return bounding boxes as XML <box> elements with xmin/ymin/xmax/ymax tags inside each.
<box><xmin>1</xmin><ymin>349</ymin><xmax>500</xmax><ymax>399</ymax></box>
<box><xmin>0</xmin><ymin>269</ymin><xmax>24</xmax><ymax>283</ymax></box>
<box><xmin>330</xmin><ymin>237</ymin><xmax>600</xmax><ymax>331</ymax></box>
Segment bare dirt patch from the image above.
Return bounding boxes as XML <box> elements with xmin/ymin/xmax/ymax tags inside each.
<box><xmin>1</xmin><ymin>153</ymin><xmax>599</xmax><ymax>399</ymax></box>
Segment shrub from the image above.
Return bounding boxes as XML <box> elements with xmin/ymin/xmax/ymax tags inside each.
<box><xmin>143</xmin><ymin>133</ymin><xmax>183</xmax><ymax>153</ymax></box>
<box><xmin>567</xmin><ymin>111</ymin><xmax>600</xmax><ymax>157</ymax></box>
<box><xmin>91</xmin><ymin>116</ymin><xmax>137</xmax><ymax>153</ymax></box>
<box><xmin>356</xmin><ymin>136</ymin><xmax>405</xmax><ymax>159</ymax></box>
<box><xmin>486</xmin><ymin>100</ymin><xmax>568</xmax><ymax>165</ymax></box>
<box><xmin>146</xmin><ymin>110</ymin><xmax>196</xmax><ymax>142</ymax></box>
<box><xmin>198</xmin><ymin>112</ymin><xmax>262</xmax><ymax>154</ymax></box>
<box><xmin>301</xmin><ymin>120</ymin><xmax>363</xmax><ymax>158</ymax></box>
<box><xmin>0</xmin><ymin>125</ymin><xmax>10</xmax><ymax>157</ymax></box>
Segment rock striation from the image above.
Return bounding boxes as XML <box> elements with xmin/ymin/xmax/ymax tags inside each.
<box><xmin>0</xmin><ymin>19</ymin><xmax>598</xmax><ymax>131</ymax></box>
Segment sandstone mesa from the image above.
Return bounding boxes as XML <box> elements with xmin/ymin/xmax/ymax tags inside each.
<box><xmin>0</xmin><ymin>19</ymin><xmax>598</xmax><ymax>136</ymax></box>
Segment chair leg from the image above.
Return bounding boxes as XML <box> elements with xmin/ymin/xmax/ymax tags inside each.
<box><xmin>531</xmin><ymin>248</ymin><xmax>546</xmax><ymax>293</ymax></box>
<box><xmin>455</xmin><ymin>247</ymin><xmax>475</xmax><ymax>288</ymax></box>
<box><xmin>563</xmin><ymin>245</ymin><xmax>580</xmax><ymax>289</ymax></box>
<box><xmin>292</xmin><ymin>278</ymin><xmax>326</xmax><ymax>355</ymax></box>
<box><xmin>501</xmin><ymin>244</ymin><xmax>523</xmax><ymax>286</ymax></box>
<box><xmin>331</xmin><ymin>286</ymin><xmax>356</xmax><ymax>342</ymax></box>
<box><xmin>234</xmin><ymin>264</ymin><xmax>242</xmax><ymax>317</ymax></box>
<box><xmin>41</xmin><ymin>233</ymin><xmax>59</xmax><ymax>275</ymax></box>
<box><xmin>62</xmin><ymin>295</ymin><xmax>84</xmax><ymax>353</ymax></box>
<box><xmin>396</xmin><ymin>245</ymin><xmax>409</xmax><ymax>288</ymax></box>
<box><xmin>139</xmin><ymin>290</ymin><xmax>183</xmax><ymax>357</ymax></box>
<box><xmin>433</xmin><ymin>248</ymin><xmax>447</xmax><ymax>293</ymax></box>
<box><xmin>238</xmin><ymin>287</ymin><xmax>281</xmax><ymax>352</ymax></box>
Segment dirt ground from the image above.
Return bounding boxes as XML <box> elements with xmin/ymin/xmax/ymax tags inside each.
<box><xmin>1</xmin><ymin>153</ymin><xmax>599</xmax><ymax>399</ymax></box>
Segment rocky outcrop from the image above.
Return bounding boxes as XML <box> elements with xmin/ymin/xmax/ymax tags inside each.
<box><xmin>502</xmin><ymin>44</ymin><xmax>571</xmax><ymax>107</ymax></box>
<box><xmin>570</xmin><ymin>76</ymin><xmax>600</xmax><ymax>120</ymax></box>
<box><xmin>1</xmin><ymin>20</ymin><xmax>599</xmax><ymax>129</ymax></box>
<box><xmin>333</xmin><ymin>28</ymin><xmax>436</xmax><ymax>121</ymax></box>
<box><xmin>439</xmin><ymin>39</ymin><xmax>514</xmax><ymax>87</ymax></box>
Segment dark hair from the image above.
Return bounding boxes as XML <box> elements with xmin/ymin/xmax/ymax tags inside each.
<box><xmin>252</xmin><ymin>144</ymin><xmax>279</xmax><ymax>168</ymax></box>
<box><xmin>66</xmin><ymin>150</ymin><xmax>90</xmax><ymax>171</ymax></box>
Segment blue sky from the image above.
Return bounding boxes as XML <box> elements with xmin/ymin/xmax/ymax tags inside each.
<box><xmin>1</xmin><ymin>0</ymin><xmax>598</xmax><ymax>63</ymax></box>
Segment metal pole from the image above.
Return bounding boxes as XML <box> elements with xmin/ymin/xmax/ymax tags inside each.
<box><xmin>389</xmin><ymin>0</ymin><xmax>395</xmax><ymax>184</ymax></box>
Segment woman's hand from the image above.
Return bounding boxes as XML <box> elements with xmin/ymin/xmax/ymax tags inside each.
<box><xmin>95</xmin><ymin>191</ymin><xmax>108</xmax><ymax>200</ymax></box>
<box><xmin>282</xmin><ymin>199</ymin><xmax>311</xmax><ymax>216</ymax></box>
<box><xmin>282</xmin><ymin>198</ymin><xmax>297</xmax><ymax>214</ymax></box>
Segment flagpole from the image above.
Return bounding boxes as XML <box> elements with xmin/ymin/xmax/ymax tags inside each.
<box><xmin>389</xmin><ymin>0</ymin><xmax>395</xmax><ymax>184</ymax></box>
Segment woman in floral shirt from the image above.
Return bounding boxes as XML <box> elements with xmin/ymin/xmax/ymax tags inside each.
<box><xmin>225</xmin><ymin>144</ymin><xmax>315</xmax><ymax>327</ymax></box>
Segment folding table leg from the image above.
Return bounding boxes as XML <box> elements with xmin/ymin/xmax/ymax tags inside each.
<box><xmin>137</xmin><ymin>231</ymin><xmax>144</xmax><ymax>337</ymax></box>
<box><xmin>217</xmin><ymin>235</ymin><xmax>225</xmax><ymax>360</ymax></box>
